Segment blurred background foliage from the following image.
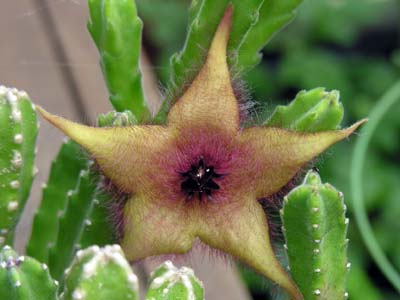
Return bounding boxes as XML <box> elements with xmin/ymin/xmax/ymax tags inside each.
<box><xmin>136</xmin><ymin>0</ymin><xmax>400</xmax><ymax>299</ymax></box>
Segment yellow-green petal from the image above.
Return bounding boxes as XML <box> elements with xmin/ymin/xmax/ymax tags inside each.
<box><xmin>122</xmin><ymin>194</ymin><xmax>196</xmax><ymax>260</ymax></box>
<box><xmin>37</xmin><ymin>106</ymin><xmax>170</xmax><ymax>194</ymax></box>
<box><xmin>167</xmin><ymin>6</ymin><xmax>240</xmax><ymax>135</ymax></box>
<box><xmin>239</xmin><ymin>119</ymin><xmax>367</xmax><ymax>199</ymax></box>
<box><xmin>195</xmin><ymin>191</ymin><xmax>302</xmax><ymax>300</ymax></box>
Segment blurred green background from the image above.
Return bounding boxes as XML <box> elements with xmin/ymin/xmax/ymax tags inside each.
<box><xmin>135</xmin><ymin>0</ymin><xmax>400</xmax><ymax>299</ymax></box>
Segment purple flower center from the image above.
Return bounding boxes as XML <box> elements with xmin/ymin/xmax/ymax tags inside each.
<box><xmin>180</xmin><ymin>156</ymin><xmax>223</xmax><ymax>201</ymax></box>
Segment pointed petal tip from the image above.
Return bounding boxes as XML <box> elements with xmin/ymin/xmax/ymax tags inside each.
<box><xmin>35</xmin><ymin>105</ymin><xmax>78</xmax><ymax>137</ymax></box>
<box><xmin>350</xmin><ymin>118</ymin><xmax>368</xmax><ymax>130</ymax></box>
<box><xmin>217</xmin><ymin>4</ymin><xmax>233</xmax><ymax>37</ymax></box>
<box><xmin>222</xmin><ymin>4</ymin><xmax>233</xmax><ymax>27</ymax></box>
<box><xmin>207</xmin><ymin>5</ymin><xmax>233</xmax><ymax>62</ymax></box>
<box><xmin>36</xmin><ymin>105</ymin><xmax>68</xmax><ymax>132</ymax></box>
<box><xmin>167</xmin><ymin>4</ymin><xmax>239</xmax><ymax>133</ymax></box>
<box><xmin>35</xmin><ymin>105</ymin><xmax>55</xmax><ymax>124</ymax></box>
<box><xmin>36</xmin><ymin>105</ymin><xmax>110</xmax><ymax>154</ymax></box>
<box><xmin>344</xmin><ymin>118</ymin><xmax>368</xmax><ymax>136</ymax></box>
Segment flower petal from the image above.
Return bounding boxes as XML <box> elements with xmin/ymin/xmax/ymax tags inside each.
<box><xmin>122</xmin><ymin>194</ymin><xmax>196</xmax><ymax>260</ymax></box>
<box><xmin>195</xmin><ymin>191</ymin><xmax>302</xmax><ymax>300</ymax></box>
<box><xmin>167</xmin><ymin>6</ymin><xmax>240</xmax><ymax>135</ymax></box>
<box><xmin>239</xmin><ymin>119</ymin><xmax>367</xmax><ymax>198</ymax></box>
<box><xmin>37</xmin><ymin>106</ymin><xmax>170</xmax><ymax>194</ymax></box>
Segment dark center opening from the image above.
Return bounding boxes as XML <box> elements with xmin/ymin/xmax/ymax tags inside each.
<box><xmin>180</xmin><ymin>156</ymin><xmax>222</xmax><ymax>201</ymax></box>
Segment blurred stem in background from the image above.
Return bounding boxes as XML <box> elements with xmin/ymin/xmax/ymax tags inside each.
<box><xmin>351</xmin><ymin>80</ymin><xmax>400</xmax><ymax>294</ymax></box>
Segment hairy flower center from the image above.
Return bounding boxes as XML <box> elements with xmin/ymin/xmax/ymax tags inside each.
<box><xmin>180</xmin><ymin>157</ymin><xmax>222</xmax><ymax>201</ymax></box>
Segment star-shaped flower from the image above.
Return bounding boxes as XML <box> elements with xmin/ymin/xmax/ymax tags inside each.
<box><xmin>37</xmin><ymin>7</ymin><xmax>365</xmax><ymax>300</ymax></box>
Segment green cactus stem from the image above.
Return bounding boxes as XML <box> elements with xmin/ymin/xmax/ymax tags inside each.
<box><xmin>78</xmin><ymin>191</ymin><xmax>115</xmax><ymax>250</ymax></box>
<box><xmin>88</xmin><ymin>0</ymin><xmax>149</xmax><ymax>118</ymax></box>
<box><xmin>145</xmin><ymin>261</ymin><xmax>204</xmax><ymax>300</ymax></box>
<box><xmin>62</xmin><ymin>245</ymin><xmax>139</xmax><ymax>300</ymax></box>
<box><xmin>0</xmin><ymin>245</ymin><xmax>58</xmax><ymax>300</ymax></box>
<box><xmin>282</xmin><ymin>170</ymin><xmax>350</xmax><ymax>300</ymax></box>
<box><xmin>266</xmin><ymin>87</ymin><xmax>344</xmax><ymax>132</ymax></box>
<box><xmin>48</xmin><ymin>166</ymin><xmax>97</xmax><ymax>282</ymax></box>
<box><xmin>27</xmin><ymin>140</ymin><xmax>87</xmax><ymax>263</ymax></box>
<box><xmin>0</xmin><ymin>86</ymin><xmax>38</xmax><ymax>246</ymax></box>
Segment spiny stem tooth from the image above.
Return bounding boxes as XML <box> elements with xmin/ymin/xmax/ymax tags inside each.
<box><xmin>146</xmin><ymin>260</ymin><xmax>204</xmax><ymax>300</ymax></box>
<box><xmin>0</xmin><ymin>246</ymin><xmax>58</xmax><ymax>299</ymax></box>
<box><xmin>63</xmin><ymin>245</ymin><xmax>139</xmax><ymax>300</ymax></box>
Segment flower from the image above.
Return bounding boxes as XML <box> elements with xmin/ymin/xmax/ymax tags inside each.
<box><xmin>37</xmin><ymin>7</ymin><xmax>365</xmax><ymax>300</ymax></box>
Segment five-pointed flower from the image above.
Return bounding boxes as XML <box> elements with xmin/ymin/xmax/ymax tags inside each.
<box><xmin>37</xmin><ymin>7</ymin><xmax>365</xmax><ymax>300</ymax></box>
